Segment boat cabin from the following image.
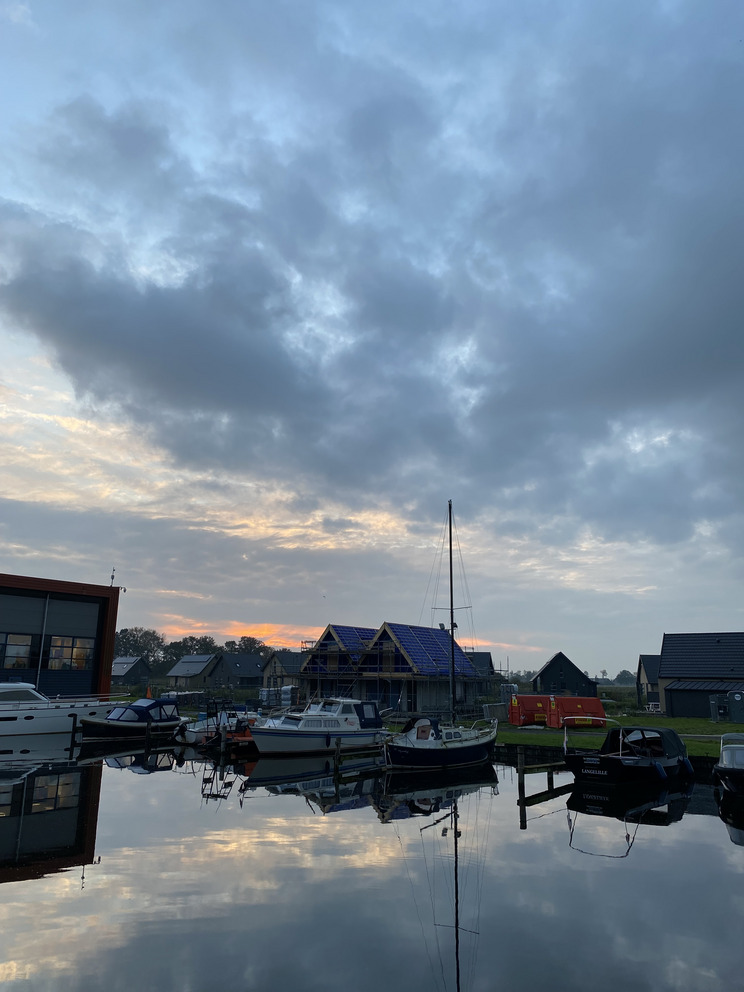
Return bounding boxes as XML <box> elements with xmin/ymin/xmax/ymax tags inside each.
<box><xmin>600</xmin><ymin>726</ymin><xmax>686</xmax><ymax>760</ymax></box>
<box><xmin>106</xmin><ymin>698</ymin><xmax>180</xmax><ymax>725</ymax></box>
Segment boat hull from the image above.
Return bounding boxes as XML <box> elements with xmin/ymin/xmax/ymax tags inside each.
<box><xmin>564</xmin><ymin>752</ymin><xmax>692</xmax><ymax>784</ymax></box>
<box><xmin>714</xmin><ymin>764</ymin><xmax>744</xmax><ymax>796</ymax></box>
<box><xmin>248</xmin><ymin>726</ymin><xmax>384</xmax><ymax>756</ymax></box>
<box><xmin>385</xmin><ymin>738</ymin><xmax>495</xmax><ymax>771</ymax></box>
<box><xmin>0</xmin><ymin>702</ymin><xmax>112</xmax><ymax>737</ymax></box>
<box><xmin>79</xmin><ymin>716</ymin><xmax>184</xmax><ymax>742</ymax></box>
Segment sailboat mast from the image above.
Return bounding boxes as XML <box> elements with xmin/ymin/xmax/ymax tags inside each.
<box><xmin>449</xmin><ymin>499</ymin><xmax>456</xmax><ymax>724</ymax></box>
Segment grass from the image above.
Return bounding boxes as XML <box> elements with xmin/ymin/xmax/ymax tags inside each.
<box><xmin>496</xmin><ymin>714</ymin><xmax>735</xmax><ymax>757</ymax></box>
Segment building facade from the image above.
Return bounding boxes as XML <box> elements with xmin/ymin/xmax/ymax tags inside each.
<box><xmin>0</xmin><ymin>573</ymin><xmax>120</xmax><ymax>696</ymax></box>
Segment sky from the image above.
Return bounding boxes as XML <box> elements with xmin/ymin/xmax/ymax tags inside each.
<box><xmin>1</xmin><ymin>1</ymin><xmax>744</xmax><ymax>677</ymax></box>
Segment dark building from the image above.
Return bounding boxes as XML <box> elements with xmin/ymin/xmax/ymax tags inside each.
<box><xmin>637</xmin><ymin>654</ymin><xmax>661</xmax><ymax>709</ymax></box>
<box><xmin>165</xmin><ymin>652</ymin><xmax>268</xmax><ymax>691</ymax></box>
<box><xmin>111</xmin><ymin>656</ymin><xmax>151</xmax><ymax>687</ymax></box>
<box><xmin>0</xmin><ymin>573</ymin><xmax>120</xmax><ymax>696</ymax></box>
<box><xmin>657</xmin><ymin>632</ymin><xmax>744</xmax><ymax>717</ymax></box>
<box><xmin>531</xmin><ymin>651</ymin><xmax>597</xmax><ymax>697</ymax></box>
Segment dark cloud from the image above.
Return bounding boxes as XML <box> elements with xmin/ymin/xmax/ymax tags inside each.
<box><xmin>2</xmin><ymin>1</ymin><xmax>744</xmax><ymax>551</ymax></box>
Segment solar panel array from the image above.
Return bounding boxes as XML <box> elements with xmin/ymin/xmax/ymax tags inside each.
<box><xmin>330</xmin><ymin>626</ymin><xmax>377</xmax><ymax>658</ymax></box>
<box><xmin>304</xmin><ymin>625</ymin><xmax>377</xmax><ymax>674</ymax></box>
<box><xmin>385</xmin><ymin>623</ymin><xmax>479</xmax><ymax>677</ymax></box>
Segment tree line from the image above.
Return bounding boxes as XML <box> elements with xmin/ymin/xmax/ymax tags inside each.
<box><xmin>114</xmin><ymin>627</ymin><xmax>276</xmax><ymax>677</ymax></box>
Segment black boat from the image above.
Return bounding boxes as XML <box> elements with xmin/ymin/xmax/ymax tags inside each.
<box><xmin>79</xmin><ymin>697</ymin><xmax>185</xmax><ymax>742</ymax></box>
<box><xmin>713</xmin><ymin>733</ymin><xmax>744</xmax><ymax>795</ymax></box>
<box><xmin>564</xmin><ymin>723</ymin><xmax>694</xmax><ymax>784</ymax></box>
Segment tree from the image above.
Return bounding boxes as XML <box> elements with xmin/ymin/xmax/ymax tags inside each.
<box><xmin>162</xmin><ymin>635</ymin><xmax>221</xmax><ymax>668</ymax></box>
<box><xmin>114</xmin><ymin>627</ymin><xmax>166</xmax><ymax>665</ymax></box>
<box><xmin>613</xmin><ymin>669</ymin><xmax>636</xmax><ymax>685</ymax></box>
<box><xmin>223</xmin><ymin>635</ymin><xmax>272</xmax><ymax>658</ymax></box>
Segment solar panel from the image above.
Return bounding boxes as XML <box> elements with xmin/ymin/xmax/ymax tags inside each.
<box><xmin>385</xmin><ymin>623</ymin><xmax>478</xmax><ymax>677</ymax></box>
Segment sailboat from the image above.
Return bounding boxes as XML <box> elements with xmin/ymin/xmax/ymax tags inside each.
<box><xmin>384</xmin><ymin>501</ymin><xmax>498</xmax><ymax>770</ymax></box>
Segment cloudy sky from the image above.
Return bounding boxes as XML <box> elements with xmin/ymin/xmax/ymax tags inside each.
<box><xmin>1</xmin><ymin>1</ymin><xmax>743</xmax><ymax>675</ymax></box>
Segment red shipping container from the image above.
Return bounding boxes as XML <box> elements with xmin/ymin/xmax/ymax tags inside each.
<box><xmin>508</xmin><ymin>694</ymin><xmax>551</xmax><ymax>726</ymax></box>
<box><xmin>547</xmin><ymin>695</ymin><xmax>605</xmax><ymax>729</ymax></box>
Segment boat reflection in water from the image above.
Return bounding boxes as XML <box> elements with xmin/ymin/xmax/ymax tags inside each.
<box><xmin>236</xmin><ymin>752</ymin><xmax>498</xmax><ymax>818</ymax></box>
<box><xmin>565</xmin><ymin>779</ymin><xmax>694</xmax><ymax>858</ymax></box>
<box><xmin>715</xmin><ymin>788</ymin><xmax>744</xmax><ymax>846</ymax></box>
<box><xmin>0</xmin><ymin>735</ymin><xmax>103</xmax><ymax>884</ymax></box>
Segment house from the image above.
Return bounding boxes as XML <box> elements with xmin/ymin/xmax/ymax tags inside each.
<box><xmin>165</xmin><ymin>652</ymin><xmax>270</xmax><ymax>692</ymax></box>
<box><xmin>111</xmin><ymin>656</ymin><xmax>151</xmax><ymax>687</ymax></box>
<box><xmin>0</xmin><ymin>571</ymin><xmax>119</xmax><ymax>697</ymax></box>
<box><xmin>656</xmin><ymin>632</ymin><xmax>744</xmax><ymax>717</ymax></box>
<box><xmin>300</xmin><ymin>622</ymin><xmax>485</xmax><ymax>714</ymax></box>
<box><xmin>209</xmin><ymin>653</ymin><xmax>267</xmax><ymax>690</ymax></box>
<box><xmin>467</xmin><ymin>650</ymin><xmax>498</xmax><ymax>696</ymax></box>
<box><xmin>165</xmin><ymin>654</ymin><xmax>219</xmax><ymax>689</ymax></box>
<box><xmin>531</xmin><ymin>652</ymin><xmax>597</xmax><ymax>697</ymax></box>
<box><xmin>636</xmin><ymin>654</ymin><xmax>661</xmax><ymax>709</ymax></box>
<box><xmin>263</xmin><ymin>649</ymin><xmax>305</xmax><ymax>689</ymax></box>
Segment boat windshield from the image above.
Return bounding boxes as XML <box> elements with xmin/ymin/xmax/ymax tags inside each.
<box><xmin>107</xmin><ymin>707</ymin><xmax>141</xmax><ymax>722</ymax></box>
<box><xmin>0</xmin><ymin>687</ymin><xmax>47</xmax><ymax>702</ymax></box>
<box><xmin>720</xmin><ymin>747</ymin><xmax>744</xmax><ymax>769</ymax></box>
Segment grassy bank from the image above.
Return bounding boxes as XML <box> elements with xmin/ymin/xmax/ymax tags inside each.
<box><xmin>497</xmin><ymin>715</ymin><xmax>733</xmax><ymax>757</ymax></box>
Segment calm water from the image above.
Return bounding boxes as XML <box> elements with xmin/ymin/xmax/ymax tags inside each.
<box><xmin>0</xmin><ymin>746</ymin><xmax>741</xmax><ymax>992</ymax></box>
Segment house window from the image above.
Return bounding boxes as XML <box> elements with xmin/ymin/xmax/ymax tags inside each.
<box><xmin>48</xmin><ymin>636</ymin><xmax>95</xmax><ymax>671</ymax></box>
<box><xmin>1</xmin><ymin>633</ymin><xmax>33</xmax><ymax>669</ymax></box>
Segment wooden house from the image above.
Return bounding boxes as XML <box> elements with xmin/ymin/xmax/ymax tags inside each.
<box><xmin>531</xmin><ymin>652</ymin><xmax>597</xmax><ymax>697</ymax></box>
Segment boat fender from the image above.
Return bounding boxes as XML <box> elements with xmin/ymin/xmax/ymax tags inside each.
<box><xmin>325</xmin><ymin>733</ymin><xmax>331</xmax><ymax>748</ymax></box>
<box><xmin>683</xmin><ymin>757</ymin><xmax>694</xmax><ymax>776</ymax></box>
<box><xmin>654</xmin><ymin>761</ymin><xmax>668</xmax><ymax>781</ymax></box>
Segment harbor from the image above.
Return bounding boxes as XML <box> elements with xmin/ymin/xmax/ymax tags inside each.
<box><xmin>0</xmin><ymin>736</ymin><xmax>739</xmax><ymax>991</ymax></box>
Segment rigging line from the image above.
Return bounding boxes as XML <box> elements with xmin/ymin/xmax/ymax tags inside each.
<box><xmin>412</xmin><ymin>823</ymin><xmax>448</xmax><ymax>992</ymax></box>
<box><xmin>465</xmin><ymin>789</ymin><xmax>495</xmax><ymax>990</ymax></box>
<box><xmin>419</xmin><ymin>511</ymin><xmax>449</xmax><ymax>627</ymax></box>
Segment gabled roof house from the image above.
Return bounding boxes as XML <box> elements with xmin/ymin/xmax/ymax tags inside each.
<box><xmin>301</xmin><ymin>621</ymin><xmax>485</xmax><ymax>713</ymax></box>
<box><xmin>111</xmin><ymin>656</ymin><xmax>151</xmax><ymax>686</ymax></box>
<box><xmin>531</xmin><ymin>652</ymin><xmax>597</xmax><ymax>697</ymax></box>
<box><xmin>656</xmin><ymin>632</ymin><xmax>744</xmax><ymax>717</ymax></box>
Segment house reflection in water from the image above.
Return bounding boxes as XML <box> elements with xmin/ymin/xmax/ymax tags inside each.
<box><xmin>0</xmin><ymin>759</ymin><xmax>102</xmax><ymax>883</ymax></box>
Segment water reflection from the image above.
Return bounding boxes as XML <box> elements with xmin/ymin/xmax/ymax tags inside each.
<box><xmin>0</xmin><ymin>740</ymin><xmax>742</xmax><ymax>991</ymax></box>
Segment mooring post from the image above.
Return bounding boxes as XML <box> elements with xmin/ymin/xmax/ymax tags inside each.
<box><xmin>517</xmin><ymin>746</ymin><xmax>527</xmax><ymax>830</ymax></box>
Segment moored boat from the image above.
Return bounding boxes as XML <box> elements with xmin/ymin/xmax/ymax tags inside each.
<box><xmin>384</xmin><ymin>502</ymin><xmax>498</xmax><ymax>771</ymax></box>
<box><xmin>247</xmin><ymin>697</ymin><xmax>385</xmax><ymax>755</ymax></box>
<box><xmin>79</xmin><ymin>697</ymin><xmax>185</xmax><ymax>742</ymax></box>
<box><xmin>384</xmin><ymin>716</ymin><xmax>497</xmax><ymax>770</ymax></box>
<box><xmin>564</xmin><ymin>721</ymin><xmax>693</xmax><ymax>784</ymax></box>
<box><xmin>0</xmin><ymin>681</ymin><xmax>115</xmax><ymax>737</ymax></box>
<box><xmin>713</xmin><ymin>733</ymin><xmax>744</xmax><ymax>795</ymax></box>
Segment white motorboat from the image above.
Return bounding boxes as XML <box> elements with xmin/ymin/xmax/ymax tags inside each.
<box><xmin>248</xmin><ymin>698</ymin><xmax>386</xmax><ymax>755</ymax></box>
<box><xmin>0</xmin><ymin>682</ymin><xmax>115</xmax><ymax>737</ymax></box>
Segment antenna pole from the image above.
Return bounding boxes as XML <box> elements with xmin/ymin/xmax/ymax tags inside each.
<box><xmin>449</xmin><ymin>499</ymin><xmax>455</xmax><ymax>724</ymax></box>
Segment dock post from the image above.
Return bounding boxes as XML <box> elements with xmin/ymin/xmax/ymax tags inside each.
<box><xmin>517</xmin><ymin>746</ymin><xmax>527</xmax><ymax>830</ymax></box>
